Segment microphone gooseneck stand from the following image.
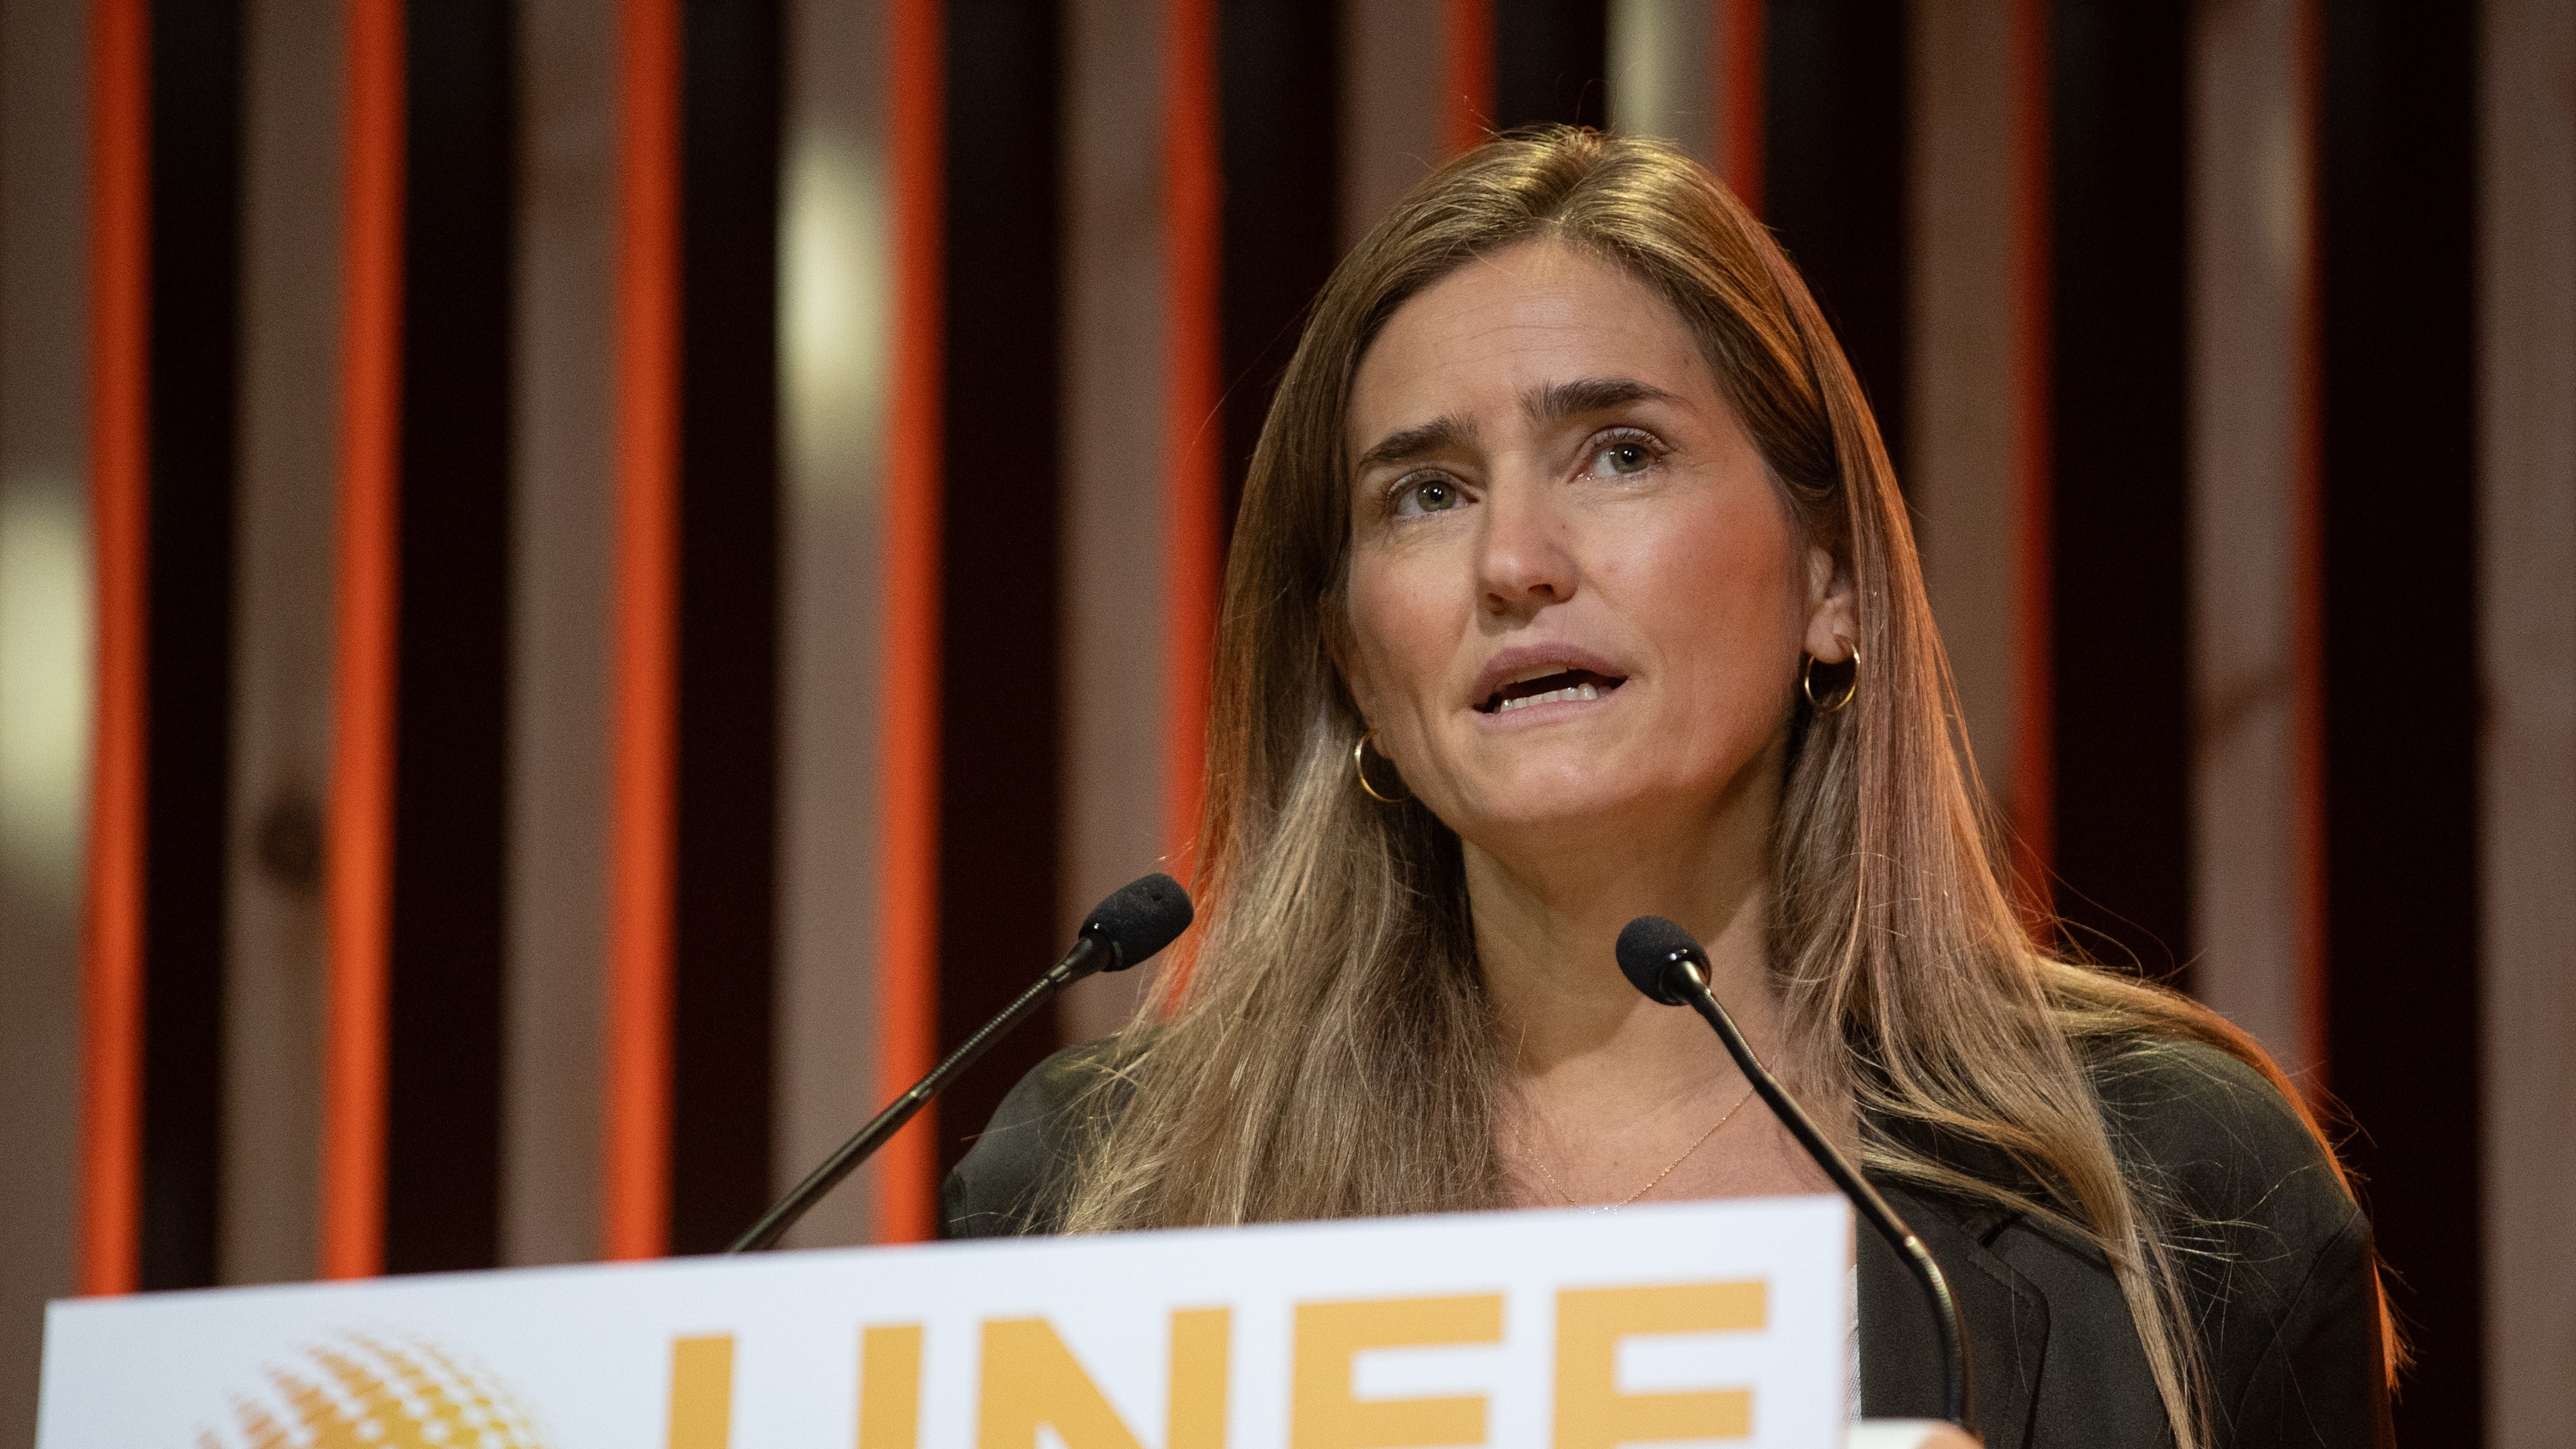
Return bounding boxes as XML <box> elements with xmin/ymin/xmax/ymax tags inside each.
<box><xmin>726</xmin><ymin>872</ymin><xmax>1194</xmax><ymax>1254</ymax></box>
<box><xmin>1614</xmin><ymin>915</ymin><xmax>1975</xmax><ymax>1433</ymax></box>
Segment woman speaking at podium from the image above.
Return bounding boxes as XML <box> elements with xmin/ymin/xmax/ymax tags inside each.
<box><xmin>946</xmin><ymin>129</ymin><xmax>2393</xmax><ymax>1448</ymax></box>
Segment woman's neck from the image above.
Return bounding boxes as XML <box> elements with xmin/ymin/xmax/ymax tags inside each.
<box><xmin>1459</xmin><ymin>757</ymin><xmax>1843</xmax><ymax>1207</ymax></box>
<box><xmin>1461</xmin><ymin>778</ymin><xmax>1796</xmax><ymax>1111</ymax></box>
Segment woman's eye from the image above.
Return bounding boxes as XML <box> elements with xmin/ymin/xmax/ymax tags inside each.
<box><xmin>1589</xmin><ymin>439</ymin><xmax>1655</xmax><ymax>477</ymax></box>
<box><xmin>1391</xmin><ymin>476</ymin><xmax>1465</xmax><ymax>517</ymax></box>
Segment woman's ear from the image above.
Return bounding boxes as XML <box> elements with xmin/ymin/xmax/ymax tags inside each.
<box><xmin>1342</xmin><ymin>669</ymin><xmax>1380</xmax><ymax>734</ymax></box>
<box><xmin>1802</xmin><ymin>543</ymin><xmax>1858</xmax><ymax>662</ymax></box>
<box><xmin>1321</xmin><ymin>603</ymin><xmax>1377</xmax><ymax>729</ymax></box>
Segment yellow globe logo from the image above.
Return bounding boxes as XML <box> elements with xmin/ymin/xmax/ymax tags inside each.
<box><xmin>197</xmin><ymin>1331</ymin><xmax>550</xmax><ymax>1449</ymax></box>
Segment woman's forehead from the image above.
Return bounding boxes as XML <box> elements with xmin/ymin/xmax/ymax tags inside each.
<box><xmin>1348</xmin><ymin>243</ymin><xmax>1714</xmax><ymax>448</ymax></box>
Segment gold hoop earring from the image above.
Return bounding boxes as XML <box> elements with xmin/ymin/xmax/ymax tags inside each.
<box><xmin>1352</xmin><ymin>730</ymin><xmax>1412</xmax><ymax>804</ymax></box>
<box><xmin>1802</xmin><ymin>641</ymin><xmax>1860</xmax><ymax>714</ymax></box>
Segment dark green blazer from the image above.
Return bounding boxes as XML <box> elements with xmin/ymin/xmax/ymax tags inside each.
<box><xmin>942</xmin><ymin>1038</ymin><xmax>2393</xmax><ymax>1449</ymax></box>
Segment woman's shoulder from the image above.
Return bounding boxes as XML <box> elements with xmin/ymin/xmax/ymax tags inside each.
<box><xmin>940</xmin><ymin>1034</ymin><xmax>1146</xmax><ymax>1239</ymax></box>
<box><xmin>1919</xmin><ymin>1036</ymin><xmax>2391</xmax><ymax>1445</ymax></box>
<box><xmin>2086</xmin><ymin>1036</ymin><xmax>2363</xmax><ymax>1239</ymax></box>
<box><xmin>2086</xmin><ymin>1036</ymin><xmax>2391</xmax><ymax>1442</ymax></box>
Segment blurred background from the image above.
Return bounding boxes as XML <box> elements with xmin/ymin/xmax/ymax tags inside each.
<box><xmin>0</xmin><ymin>0</ymin><xmax>2567</xmax><ymax>1443</ymax></box>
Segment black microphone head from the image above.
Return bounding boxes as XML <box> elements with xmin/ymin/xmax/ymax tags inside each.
<box><xmin>1080</xmin><ymin>873</ymin><xmax>1195</xmax><ymax>970</ymax></box>
<box><xmin>1615</xmin><ymin>915</ymin><xmax>1707</xmax><ymax>1005</ymax></box>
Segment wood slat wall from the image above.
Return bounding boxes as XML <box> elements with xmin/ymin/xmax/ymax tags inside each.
<box><xmin>322</xmin><ymin>0</ymin><xmax>400</xmax><ymax>1283</ymax></box>
<box><xmin>1058</xmin><ymin>0</ymin><xmax>1174</xmax><ymax>1046</ymax></box>
<box><xmin>2316</xmin><ymin>4</ymin><xmax>2484</xmax><ymax>1435</ymax></box>
<box><xmin>931</xmin><ymin>0</ymin><xmax>1063</xmax><ymax>1197</ymax></box>
<box><xmin>2477</xmin><ymin>7</ymin><xmax>2576</xmax><ymax>1442</ymax></box>
<box><xmin>604</xmin><ymin>0</ymin><xmax>679</xmax><ymax>1264</ymax></box>
<box><xmin>606</xmin><ymin>0</ymin><xmax>787</xmax><ymax>1260</ymax></box>
<box><xmin>2046</xmin><ymin>2</ymin><xmax>2192</xmax><ymax>979</ymax></box>
<box><xmin>774</xmin><ymin>0</ymin><xmax>889</xmax><ymax>1255</ymax></box>
<box><xmin>505</xmin><ymin>0</ymin><xmax>615</xmax><ymax>1269</ymax></box>
<box><xmin>2188</xmin><ymin>0</ymin><xmax>2326</xmax><ymax>1086</ymax></box>
<box><xmin>0</xmin><ymin>6</ymin><xmax>2558</xmax><ymax>1441</ymax></box>
<box><xmin>228</xmin><ymin>0</ymin><xmax>343</xmax><ymax>1291</ymax></box>
<box><xmin>1161</xmin><ymin>0</ymin><xmax>1219</xmax><ymax>887</ymax></box>
<box><xmin>872</xmin><ymin>0</ymin><xmax>943</xmax><ymax>1243</ymax></box>
<box><xmin>385</xmin><ymin>0</ymin><xmax>515</xmax><ymax>1277</ymax></box>
<box><xmin>4</xmin><ymin>0</ymin><xmax>107</xmax><ymax>1438</ymax></box>
<box><xmin>81</xmin><ymin>0</ymin><xmax>151</xmax><ymax>1302</ymax></box>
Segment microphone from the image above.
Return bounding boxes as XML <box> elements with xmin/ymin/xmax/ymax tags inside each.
<box><xmin>1614</xmin><ymin>916</ymin><xmax>1974</xmax><ymax>1432</ymax></box>
<box><xmin>727</xmin><ymin>872</ymin><xmax>1194</xmax><ymax>1253</ymax></box>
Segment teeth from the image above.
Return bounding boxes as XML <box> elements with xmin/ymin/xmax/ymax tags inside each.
<box><xmin>1496</xmin><ymin>683</ymin><xmax>1602</xmax><ymax>713</ymax></box>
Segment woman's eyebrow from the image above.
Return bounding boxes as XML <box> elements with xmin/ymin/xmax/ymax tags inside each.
<box><xmin>1522</xmin><ymin>376</ymin><xmax>1682</xmax><ymax>422</ymax></box>
<box><xmin>1355</xmin><ymin>414</ymin><xmax>1477</xmax><ymax>472</ymax></box>
<box><xmin>1352</xmin><ymin>379</ymin><xmax>1674</xmax><ymax>474</ymax></box>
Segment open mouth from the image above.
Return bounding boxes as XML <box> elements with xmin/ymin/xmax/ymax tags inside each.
<box><xmin>1480</xmin><ymin>668</ymin><xmax>1626</xmax><ymax>715</ymax></box>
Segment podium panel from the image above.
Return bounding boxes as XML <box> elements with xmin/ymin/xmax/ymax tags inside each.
<box><xmin>39</xmin><ymin>1196</ymin><xmax>1852</xmax><ymax>1448</ymax></box>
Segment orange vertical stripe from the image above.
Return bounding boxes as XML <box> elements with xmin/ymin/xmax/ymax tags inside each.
<box><xmin>81</xmin><ymin>0</ymin><xmax>148</xmax><ymax>1299</ymax></box>
<box><xmin>322</xmin><ymin>0</ymin><xmax>404</xmax><ymax>1282</ymax></box>
<box><xmin>1718</xmin><ymin>0</ymin><xmax>1766</xmax><ymax>213</ymax></box>
<box><xmin>2008</xmin><ymin>0</ymin><xmax>2054</xmax><ymax>919</ymax></box>
<box><xmin>2288</xmin><ymin>0</ymin><xmax>2328</xmax><ymax>1094</ymax></box>
<box><xmin>1443</xmin><ymin>0</ymin><xmax>1493</xmax><ymax>156</ymax></box>
<box><xmin>607</xmin><ymin>0</ymin><xmax>681</xmax><ymax>1262</ymax></box>
<box><xmin>1163</xmin><ymin>0</ymin><xmax>1221</xmax><ymax>882</ymax></box>
<box><xmin>873</xmin><ymin>0</ymin><xmax>945</xmax><ymax>1245</ymax></box>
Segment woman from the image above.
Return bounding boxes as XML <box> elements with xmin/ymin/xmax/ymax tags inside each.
<box><xmin>945</xmin><ymin>128</ymin><xmax>2394</xmax><ymax>1449</ymax></box>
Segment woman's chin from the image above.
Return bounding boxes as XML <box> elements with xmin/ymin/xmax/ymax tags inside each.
<box><xmin>1426</xmin><ymin>739</ymin><xmax>1767</xmax><ymax>862</ymax></box>
<box><xmin>1443</xmin><ymin>776</ymin><xmax>1683</xmax><ymax>856</ymax></box>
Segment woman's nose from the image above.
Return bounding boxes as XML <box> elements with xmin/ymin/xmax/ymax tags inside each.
<box><xmin>1476</xmin><ymin>481</ymin><xmax>1576</xmax><ymax>615</ymax></box>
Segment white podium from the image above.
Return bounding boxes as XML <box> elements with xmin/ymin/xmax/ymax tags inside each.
<box><xmin>39</xmin><ymin>1195</ymin><xmax>1966</xmax><ymax>1448</ymax></box>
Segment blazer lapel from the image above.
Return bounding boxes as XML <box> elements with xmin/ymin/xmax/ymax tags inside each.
<box><xmin>1857</xmin><ymin>1183</ymin><xmax>2049</xmax><ymax>1449</ymax></box>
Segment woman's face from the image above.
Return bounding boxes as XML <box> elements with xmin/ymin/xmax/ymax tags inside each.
<box><xmin>1340</xmin><ymin>240</ymin><xmax>1851</xmax><ymax>860</ymax></box>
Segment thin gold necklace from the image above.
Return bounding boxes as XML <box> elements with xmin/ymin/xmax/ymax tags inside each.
<box><xmin>1526</xmin><ymin>1084</ymin><xmax>1760</xmax><ymax>1211</ymax></box>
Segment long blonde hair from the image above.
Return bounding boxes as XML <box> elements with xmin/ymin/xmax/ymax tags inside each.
<box><xmin>1060</xmin><ymin>127</ymin><xmax>2370</xmax><ymax>1448</ymax></box>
